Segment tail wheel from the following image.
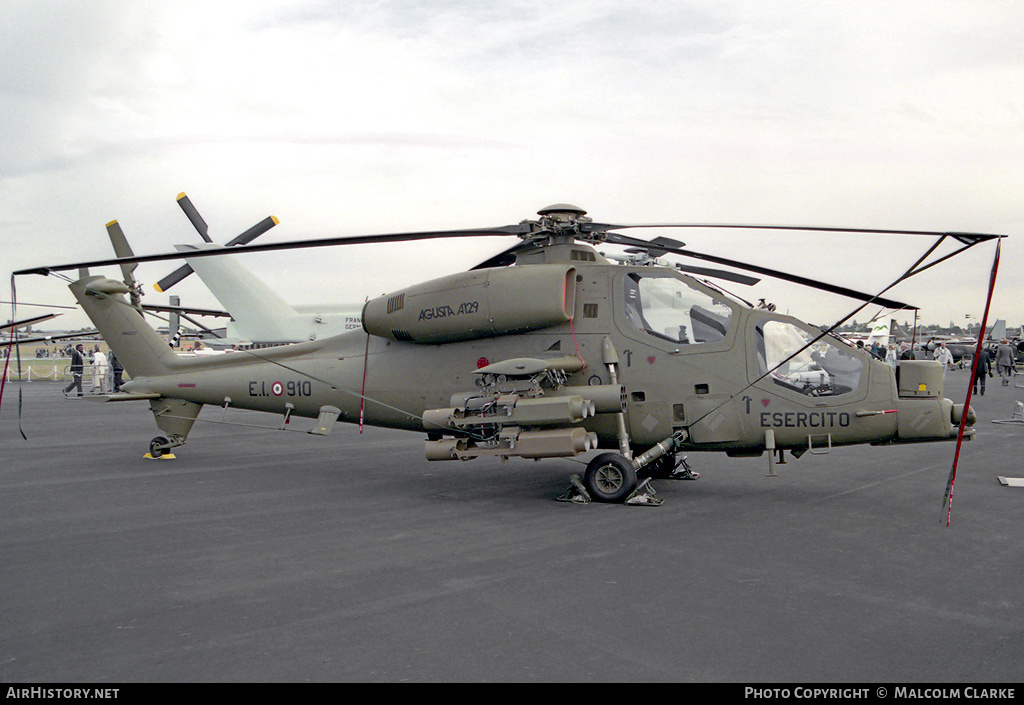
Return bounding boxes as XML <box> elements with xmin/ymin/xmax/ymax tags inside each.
<box><xmin>584</xmin><ymin>453</ymin><xmax>638</xmax><ymax>503</ymax></box>
<box><xmin>149</xmin><ymin>436</ymin><xmax>170</xmax><ymax>458</ymax></box>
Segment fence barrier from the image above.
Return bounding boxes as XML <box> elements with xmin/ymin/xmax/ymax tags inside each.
<box><xmin>1</xmin><ymin>360</ymin><xmax>127</xmax><ymax>388</ymax></box>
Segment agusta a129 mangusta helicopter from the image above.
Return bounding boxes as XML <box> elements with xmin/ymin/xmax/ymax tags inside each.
<box><xmin>13</xmin><ymin>202</ymin><xmax>1003</xmax><ymax>504</ymax></box>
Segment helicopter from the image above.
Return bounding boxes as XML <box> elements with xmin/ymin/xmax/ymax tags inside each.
<box><xmin>13</xmin><ymin>202</ymin><xmax>1001</xmax><ymax>504</ymax></box>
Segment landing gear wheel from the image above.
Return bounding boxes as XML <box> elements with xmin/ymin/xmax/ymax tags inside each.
<box><xmin>149</xmin><ymin>436</ymin><xmax>170</xmax><ymax>458</ymax></box>
<box><xmin>584</xmin><ymin>453</ymin><xmax>638</xmax><ymax>503</ymax></box>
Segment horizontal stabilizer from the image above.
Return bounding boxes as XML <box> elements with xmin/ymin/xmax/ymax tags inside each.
<box><xmin>85</xmin><ymin>392</ymin><xmax>163</xmax><ymax>402</ymax></box>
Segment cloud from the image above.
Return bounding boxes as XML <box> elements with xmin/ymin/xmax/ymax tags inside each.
<box><xmin>1</xmin><ymin>1</ymin><xmax>1022</xmax><ymax>331</ymax></box>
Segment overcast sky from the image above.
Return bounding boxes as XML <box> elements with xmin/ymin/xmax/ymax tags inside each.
<box><xmin>3</xmin><ymin>0</ymin><xmax>1022</xmax><ymax>333</ymax></box>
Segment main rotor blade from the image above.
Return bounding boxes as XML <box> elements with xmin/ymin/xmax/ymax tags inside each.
<box><xmin>470</xmin><ymin>239</ymin><xmax>543</xmax><ymax>270</ymax></box>
<box><xmin>619</xmin><ymin>235</ymin><xmax>760</xmax><ymax>284</ymax></box>
<box><xmin>1</xmin><ymin>313</ymin><xmax>61</xmax><ymax>332</ymax></box>
<box><xmin>16</xmin><ymin>224</ymin><xmax>532</xmax><ymax>276</ymax></box>
<box><xmin>623</xmin><ymin>235</ymin><xmax>686</xmax><ymax>257</ymax></box>
<box><xmin>141</xmin><ymin>303</ymin><xmax>232</xmax><ymax>318</ymax></box>
<box><xmin>7</xmin><ymin>329</ymin><xmax>97</xmax><ymax>345</ymax></box>
<box><xmin>673</xmin><ymin>264</ymin><xmax>760</xmax><ymax>286</ymax></box>
<box><xmin>176</xmin><ymin>193</ymin><xmax>212</xmax><ymax>243</ymax></box>
<box><xmin>0</xmin><ymin>300</ymin><xmax>77</xmax><ymax>310</ymax></box>
<box><xmin>603</xmin><ymin>231</ymin><xmax>917</xmax><ymax>310</ymax></box>
<box><xmin>586</xmin><ymin>221</ymin><xmax>1005</xmax><ymax>244</ymax></box>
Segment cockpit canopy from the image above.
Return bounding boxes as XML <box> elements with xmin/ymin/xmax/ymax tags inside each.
<box><xmin>623</xmin><ymin>272</ymin><xmax>733</xmax><ymax>345</ymax></box>
<box><xmin>756</xmin><ymin>320</ymin><xmax>864</xmax><ymax>397</ymax></box>
<box><xmin>619</xmin><ymin>270</ymin><xmax>866</xmax><ymax>399</ymax></box>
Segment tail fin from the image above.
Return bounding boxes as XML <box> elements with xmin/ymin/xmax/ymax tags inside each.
<box><xmin>176</xmin><ymin>242</ymin><xmax>301</xmax><ymax>341</ymax></box>
<box><xmin>891</xmin><ymin>320</ymin><xmax>911</xmax><ymax>343</ymax></box>
<box><xmin>867</xmin><ymin>319</ymin><xmax>891</xmax><ymax>348</ymax></box>
<box><xmin>69</xmin><ymin>276</ymin><xmax>178</xmax><ymax>378</ymax></box>
<box><xmin>988</xmin><ymin>319</ymin><xmax>1006</xmax><ymax>341</ymax></box>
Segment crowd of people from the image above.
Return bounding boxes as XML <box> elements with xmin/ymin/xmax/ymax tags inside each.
<box><xmin>61</xmin><ymin>343</ymin><xmax>123</xmax><ymax>396</ymax></box>
<box><xmin>853</xmin><ymin>336</ymin><xmax>1020</xmax><ymax>395</ymax></box>
<box><xmin>967</xmin><ymin>339</ymin><xmax>1018</xmax><ymax>395</ymax></box>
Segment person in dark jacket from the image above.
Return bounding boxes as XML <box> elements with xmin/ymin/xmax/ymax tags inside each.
<box><xmin>973</xmin><ymin>347</ymin><xmax>992</xmax><ymax>396</ymax></box>
<box><xmin>109</xmin><ymin>351</ymin><xmax>124</xmax><ymax>392</ymax></box>
<box><xmin>63</xmin><ymin>344</ymin><xmax>84</xmax><ymax>397</ymax></box>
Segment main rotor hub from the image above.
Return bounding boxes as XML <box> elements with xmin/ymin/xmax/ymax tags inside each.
<box><xmin>537</xmin><ymin>204</ymin><xmax>587</xmax><ymax>219</ymax></box>
<box><xmin>528</xmin><ymin>204</ymin><xmax>593</xmax><ymax>242</ymax></box>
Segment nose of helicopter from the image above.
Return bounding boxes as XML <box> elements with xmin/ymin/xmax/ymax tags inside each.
<box><xmin>891</xmin><ymin>361</ymin><xmax>976</xmax><ymax>442</ymax></box>
<box><xmin>884</xmin><ymin>362</ymin><xmax>970</xmax><ymax>440</ymax></box>
<box><xmin>891</xmin><ymin>395</ymin><xmax>974</xmax><ymax>442</ymax></box>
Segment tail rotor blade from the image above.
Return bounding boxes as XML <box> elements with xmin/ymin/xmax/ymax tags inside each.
<box><xmin>176</xmin><ymin>193</ymin><xmax>213</xmax><ymax>243</ymax></box>
<box><xmin>106</xmin><ymin>220</ymin><xmax>143</xmax><ymax>306</ymax></box>
<box><xmin>105</xmin><ymin>220</ymin><xmax>137</xmax><ymax>283</ymax></box>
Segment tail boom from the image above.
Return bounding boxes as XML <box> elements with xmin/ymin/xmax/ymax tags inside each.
<box><xmin>69</xmin><ymin>276</ymin><xmax>179</xmax><ymax>379</ymax></box>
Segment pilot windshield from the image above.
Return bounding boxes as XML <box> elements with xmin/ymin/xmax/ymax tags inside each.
<box><xmin>755</xmin><ymin>320</ymin><xmax>864</xmax><ymax>396</ymax></box>
<box><xmin>623</xmin><ymin>273</ymin><xmax>733</xmax><ymax>344</ymax></box>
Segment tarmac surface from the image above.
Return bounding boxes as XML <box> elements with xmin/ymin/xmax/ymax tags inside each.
<box><xmin>1</xmin><ymin>370</ymin><xmax>1022</xmax><ymax>683</ymax></box>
